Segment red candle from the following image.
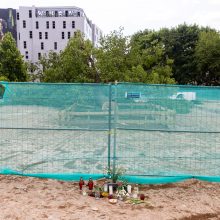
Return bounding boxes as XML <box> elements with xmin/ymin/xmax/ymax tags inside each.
<box><xmin>79</xmin><ymin>177</ymin><xmax>85</xmax><ymax>190</ymax></box>
<box><xmin>88</xmin><ymin>178</ymin><xmax>94</xmax><ymax>190</ymax></box>
<box><xmin>140</xmin><ymin>194</ymin><xmax>145</xmax><ymax>200</ymax></box>
<box><xmin>108</xmin><ymin>194</ymin><xmax>113</xmax><ymax>199</ymax></box>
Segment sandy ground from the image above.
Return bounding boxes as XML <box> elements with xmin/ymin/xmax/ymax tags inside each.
<box><xmin>0</xmin><ymin>176</ymin><xmax>220</xmax><ymax>220</ymax></box>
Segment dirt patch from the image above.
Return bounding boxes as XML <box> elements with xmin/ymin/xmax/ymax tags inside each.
<box><xmin>0</xmin><ymin>175</ymin><xmax>220</xmax><ymax>220</ymax></box>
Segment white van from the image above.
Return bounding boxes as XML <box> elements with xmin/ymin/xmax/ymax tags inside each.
<box><xmin>170</xmin><ymin>92</ymin><xmax>196</xmax><ymax>101</ymax></box>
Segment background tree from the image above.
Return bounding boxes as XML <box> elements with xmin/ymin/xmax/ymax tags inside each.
<box><xmin>195</xmin><ymin>31</ymin><xmax>220</xmax><ymax>85</ymax></box>
<box><xmin>42</xmin><ymin>32</ymin><xmax>97</xmax><ymax>83</ymax></box>
<box><xmin>129</xmin><ymin>31</ymin><xmax>175</xmax><ymax>84</ymax></box>
<box><xmin>158</xmin><ymin>24</ymin><xmax>201</xmax><ymax>84</ymax></box>
<box><xmin>133</xmin><ymin>24</ymin><xmax>217</xmax><ymax>85</ymax></box>
<box><xmin>95</xmin><ymin>28</ymin><xmax>175</xmax><ymax>84</ymax></box>
<box><xmin>36</xmin><ymin>25</ymin><xmax>220</xmax><ymax>85</ymax></box>
<box><xmin>0</xmin><ymin>32</ymin><xmax>27</xmax><ymax>81</ymax></box>
<box><xmin>95</xmin><ymin>28</ymin><xmax>130</xmax><ymax>82</ymax></box>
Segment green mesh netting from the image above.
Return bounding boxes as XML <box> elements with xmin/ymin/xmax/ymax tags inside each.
<box><xmin>0</xmin><ymin>82</ymin><xmax>219</xmax><ymax>183</ymax></box>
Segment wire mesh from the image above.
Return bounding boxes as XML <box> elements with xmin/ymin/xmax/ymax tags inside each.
<box><xmin>0</xmin><ymin>82</ymin><xmax>219</xmax><ymax>182</ymax></box>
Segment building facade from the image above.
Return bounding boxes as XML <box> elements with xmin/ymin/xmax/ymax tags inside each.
<box><xmin>16</xmin><ymin>6</ymin><xmax>102</xmax><ymax>63</ymax></box>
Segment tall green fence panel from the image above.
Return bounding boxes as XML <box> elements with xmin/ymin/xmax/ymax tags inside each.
<box><xmin>0</xmin><ymin>82</ymin><xmax>219</xmax><ymax>182</ymax></box>
<box><xmin>115</xmin><ymin>83</ymin><xmax>220</xmax><ymax>178</ymax></box>
<box><xmin>0</xmin><ymin>82</ymin><xmax>110</xmax><ymax>176</ymax></box>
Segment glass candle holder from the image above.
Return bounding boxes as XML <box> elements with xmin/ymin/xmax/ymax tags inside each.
<box><xmin>82</xmin><ymin>186</ymin><xmax>87</xmax><ymax>196</ymax></box>
<box><xmin>95</xmin><ymin>191</ymin><xmax>100</xmax><ymax>200</ymax></box>
<box><xmin>134</xmin><ymin>185</ymin><xmax>139</xmax><ymax>195</ymax></box>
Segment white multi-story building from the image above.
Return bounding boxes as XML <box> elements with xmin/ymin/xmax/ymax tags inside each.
<box><xmin>16</xmin><ymin>6</ymin><xmax>102</xmax><ymax>63</ymax></box>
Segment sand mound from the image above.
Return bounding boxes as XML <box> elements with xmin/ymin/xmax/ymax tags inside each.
<box><xmin>0</xmin><ymin>175</ymin><xmax>219</xmax><ymax>220</ymax></box>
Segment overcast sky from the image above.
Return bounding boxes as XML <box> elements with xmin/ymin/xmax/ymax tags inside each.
<box><xmin>1</xmin><ymin>0</ymin><xmax>220</xmax><ymax>35</ymax></box>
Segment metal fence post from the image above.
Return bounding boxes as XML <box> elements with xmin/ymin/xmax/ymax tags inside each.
<box><xmin>107</xmin><ymin>84</ymin><xmax>112</xmax><ymax>172</ymax></box>
<box><xmin>112</xmin><ymin>82</ymin><xmax>118</xmax><ymax>175</ymax></box>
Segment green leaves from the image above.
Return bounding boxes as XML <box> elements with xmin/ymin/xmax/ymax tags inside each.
<box><xmin>195</xmin><ymin>31</ymin><xmax>220</xmax><ymax>85</ymax></box>
<box><xmin>132</xmin><ymin>24</ymin><xmax>220</xmax><ymax>85</ymax></box>
<box><xmin>38</xmin><ymin>25</ymin><xmax>219</xmax><ymax>85</ymax></box>
<box><xmin>1</xmin><ymin>25</ymin><xmax>219</xmax><ymax>85</ymax></box>
<box><xmin>130</xmin><ymin>30</ymin><xmax>175</xmax><ymax>84</ymax></box>
<box><xmin>95</xmin><ymin>28</ymin><xmax>175</xmax><ymax>84</ymax></box>
<box><xmin>0</xmin><ymin>32</ymin><xmax>27</xmax><ymax>82</ymax></box>
<box><xmin>94</xmin><ymin>28</ymin><xmax>129</xmax><ymax>82</ymax></box>
<box><xmin>38</xmin><ymin>28</ymin><xmax>175</xmax><ymax>84</ymax></box>
<box><xmin>42</xmin><ymin>31</ymin><xmax>97</xmax><ymax>83</ymax></box>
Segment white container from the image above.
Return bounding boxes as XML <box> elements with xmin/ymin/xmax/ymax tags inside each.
<box><xmin>127</xmin><ymin>185</ymin><xmax>132</xmax><ymax>194</ymax></box>
<box><xmin>109</xmin><ymin>185</ymin><xmax>113</xmax><ymax>195</ymax></box>
<box><xmin>104</xmin><ymin>183</ymin><xmax>108</xmax><ymax>192</ymax></box>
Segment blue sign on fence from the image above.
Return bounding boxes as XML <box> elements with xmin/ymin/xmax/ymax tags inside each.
<box><xmin>125</xmin><ymin>92</ymin><xmax>141</xmax><ymax>99</ymax></box>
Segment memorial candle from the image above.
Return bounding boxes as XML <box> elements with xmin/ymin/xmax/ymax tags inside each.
<box><xmin>109</xmin><ymin>185</ymin><xmax>113</xmax><ymax>195</ymax></box>
<box><xmin>127</xmin><ymin>185</ymin><xmax>132</xmax><ymax>194</ymax></box>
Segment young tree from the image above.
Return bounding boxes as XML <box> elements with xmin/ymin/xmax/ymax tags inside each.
<box><xmin>95</xmin><ymin>28</ymin><xmax>130</xmax><ymax>82</ymax></box>
<box><xmin>0</xmin><ymin>32</ymin><xmax>27</xmax><ymax>81</ymax></box>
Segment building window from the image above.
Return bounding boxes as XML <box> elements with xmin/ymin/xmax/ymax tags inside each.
<box><xmin>72</xmin><ymin>21</ymin><xmax>75</xmax><ymax>28</ymax></box>
<box><xmin>25</xmin><ymin>51</ymin><xmax>28</xmax><ymax>59</ymax></box>
<box><xmin>23</xmin><ymin>20</ymin><xmax>26</xmax><ymax>28</ymax></box>
<box><xmin>55</xmin><ymin>11</ymin><xmax>58</xmax><ymax>17</ymax></box>
<box><xmin>36</xmin><ymin>21</ymin><xmax>39</xmax><ymax>29</ymax></box>
<box><xmin>23</xmin><ymin>41</ymin><xmax>27</xmax><ymax>49</ymax></box>
<box><xmin>46</xmin><ymin>11</ymin><xmax>49</xmax><ymax>17</ymax></box>
<box><xmin>45</xmin><ymin>32</ymin><xmax>48</xmax><ymax>39</ymax></box>
<box><xmin>63</xmin><ymin>21</ymin><xmax>66</xmax><ymax>29</ymax></box>
<box><xmin>52</xmin><ymin>21</ymin><xmax>55</xmax><ymax>29</ymax></box>
<box><xmin>17</xmin><ymin>12</ymin><xmax>19</xmax><ymax>20</ymax></box>
<box><xmin>19</xmin><ymin>33</ymin><xmax>20</xmax><ymax>40</ymax></box>
<box><xmin>77</xmin><ymin>12</ymin><xmax>80</xmax><ymax>17</ymax></box>
<box><xmin>62</xmin><ymin>32</ymin><xmax>65</xmax><ymax>39</ymax></box>
<box><xmin>46</xmin><ymin>21</ymin><xmax>49</xmax><ymax>29</ymax></box>
<box><xmin>54</xmin><ymin>42</ymin><xmax>57</xmax><ymax>50</ymax></box>
<box><xmin>29</xmin><ymin>10</ymin><xmax>32</xmax><ymax>18</ymax></box>
<box><xmin>68</xmin><ymin>32</ymin><xmax>71</xmax><ymax>39</ymax></box>
<box><xmin>41</xmin><ymin>42</ymin><xmax>44</xmax><ymax>50</ymax></box>
<box><xmin>29</xmin><ymin>31</ymin><xmax>33</xmax><ymax>39</ymax></box>
<box><xmin>65</xmin><ymin>11</ymin><xmax>68</xmax><ymax>17</ymax></box>
<box><xmin>38</xmin><ymin>53</ymin><xmax>41</xmax><ymax>60</ymax></box>
<box><xmin>39</xmin><ymin>32</ymin><xmax>42</xmax><ymax>39</ymax></box>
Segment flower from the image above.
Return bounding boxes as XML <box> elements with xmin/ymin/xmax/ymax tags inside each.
<box><xmin>105</xmin><ymin>167</ymin><xmax>126</xmax><ymax>183</ymax></box>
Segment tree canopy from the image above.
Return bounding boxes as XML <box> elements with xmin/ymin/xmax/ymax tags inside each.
<box><xmin>1</xmin><ymin>24</ymin><xmax>219</xmax><ymax>85</ymax></box>
<box><xmin>0</xmin><ymin>32</ymin><xmax>27</xmax><ymax>81</ymax></box>
<box><xmin>195</xmin><ymin>31</ymin><xmax>220</xmax><ymax>85</ymax></box>
<box><xmin>131</xmin><ymin>24</ymin><xmax>220</xmax><ymax>85</ymax></box>
<box><xmin>40</xmin><ymin>29</ymin><xmax>175</xmax><ymax>84</ymax></box>
<box><xmin>41</xmin><ymin>32</ymin><xmax>97</xmax><ymax>83</ymax></box>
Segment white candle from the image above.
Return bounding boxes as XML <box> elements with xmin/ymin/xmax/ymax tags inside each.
<box><xmin>109</xmin><ymin>185</ymin><xmax>113</xmax><ymax>195</ymax></box>
<box><xmin>127</xmin><ymin>185</ymin><xmax>131</xmax><ymax>194</ymax></box>
<box><xmin>104</xmin><ymin>183</ymin><xmax>108</xmax><ymax>192</ymax></box>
